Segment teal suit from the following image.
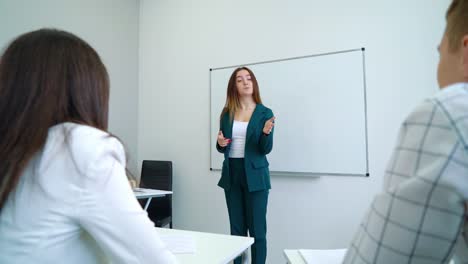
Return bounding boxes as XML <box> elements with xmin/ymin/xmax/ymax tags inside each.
<box><xmin>216</xmin><ymin>104</ymin><xmax>274</xmax><ymax>264</ymax></box>
<box><xmin>217</xmin><ymin>104</ymin><xmax>274</xmax><ymax>192</ymax></box>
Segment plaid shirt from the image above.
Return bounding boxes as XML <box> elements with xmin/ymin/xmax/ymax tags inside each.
<box><xmin>343</xmin><ymin>83</ymin><xmax>468</xmax><ymax>264</ymax></box>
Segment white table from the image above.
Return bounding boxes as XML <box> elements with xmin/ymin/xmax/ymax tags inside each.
<box><xmin>284</xmin><ymin>249</ymin><xmax>306</xmax><ymax>264</ymax></box>
<box><xmin>284</xmin><ymin>249</ymin><xmax>346</xmax><ymax>264</ymax></box>
<box><xmin>157</xmin><ymin>228</ymin><xmax>254</xmax><ymax>264</ymax></box>
<box><xmin>133</xmin><ymin>188</ymin><xmax>172</xmax><ymax>210</ymax></box>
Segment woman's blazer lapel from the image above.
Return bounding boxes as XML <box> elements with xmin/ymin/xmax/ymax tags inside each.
<box><xmin>246</xmin><ymin>104</ymin><xmax>265</xmax><ymax>141</ymax></box>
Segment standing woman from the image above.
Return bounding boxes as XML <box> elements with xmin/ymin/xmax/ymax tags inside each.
<box><xmin>216</xmin><ymin>67</ymin><xmax>275</xmax><ymax>264</ymax></box>
<box><xmin>0</xmin><ymin>29</ymin><xmax>176</xmax><ymax>263</ymax></box>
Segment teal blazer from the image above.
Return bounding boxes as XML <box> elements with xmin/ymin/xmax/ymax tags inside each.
<box><xmin>216</xmin><ymin>104</ymin><xmax>274</xmax><ymax>192</ymax></box>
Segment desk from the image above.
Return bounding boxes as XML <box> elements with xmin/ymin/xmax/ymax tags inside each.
<box><xmin>133</xmin><ymin>188</ymin><xmax>172</xmax><ymax>210</ymax></box>
<box><xmin>284</xmin><ymin>249</ymin><xmax>306</xmax><ymax>264</ymax></box>
<box><xmin>284</xmin><ymin>249</ymin><xmax>346</xmax><ymax>264</ymax></box>
<box><xmin>157</xmin><ymin>228</ymin><xmax>254</xmax><ymax>264</ymax></box>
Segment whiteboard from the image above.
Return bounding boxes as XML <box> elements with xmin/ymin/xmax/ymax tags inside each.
<box><xmin>210</xmin><ymin>49</ymin><xmax>369</xmax><ymax>176</ymax></box>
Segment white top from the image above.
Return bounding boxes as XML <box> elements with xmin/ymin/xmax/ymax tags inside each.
<box><xmin>344</xmin><ymin>83</ymin><xmax>468</xmax><ymax>264</ymax></box>
<box><xmin>229</xmin><ymin>121</ymin><xmax>248</xmax><ymax>158</ymax></box>
<box><xmin>0</xmin><ymin>123</ymin><xmax>177</xmax><ymax>264</ymax></box>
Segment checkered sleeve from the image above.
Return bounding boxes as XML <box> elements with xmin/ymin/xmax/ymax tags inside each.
<box><xmin>343</xmin><ymin>95</ymin><xmax>468</xmax><ymax>264</ymax></box>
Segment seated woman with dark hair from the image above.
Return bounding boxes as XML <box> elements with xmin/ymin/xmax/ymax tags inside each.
<box><xmin>0</xmin><ymin>29</ymin><xmax>177</xmax><ymax>264</ymax></box>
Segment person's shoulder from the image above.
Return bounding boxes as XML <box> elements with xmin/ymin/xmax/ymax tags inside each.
<box><xmin>404</xmin><ymin>83</ymin><xmax>468</xmax><ymax>133</ymax></box>
<box><xmin>431</xmin><ymin>83</ymin><xmax>468</xmax><ymax>120</ymax></box>
<box><xmin>404</xmin><ymin>99</ymin><xmax>438</xmax><ymax>123</ymax></box>
<box><xmin>220</xmin><ymin>108</ymin><xmax>229</xmax><ymax>118</ymax></box>
<box><xmin>57</xmin><ymin>122</ymin><xmax>126</xmax><ymax>176</ymax></box>
<box><xmin>61</xmin><ymin>122</ymin><xmax>116</xmax><ymax>146</ymax></box>
<box><xmin>433</xmin><ymin>82</ymin><xmax>468</xmax><ymax>100</ymax></box>
<box><xmin>258</xmin><ymin>104</ymin><xmax>273</xmax><ymax>114</ymax></box>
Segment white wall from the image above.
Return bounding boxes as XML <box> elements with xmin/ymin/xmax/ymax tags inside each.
<box><xmin>0</xmin><ymin>0</ymin><xmax>140</xmax><ymax>173</ymax></box>
<box><xmin>139</xmin><ymin>0</ymin><xmax>450</xmax><ymax>263</ymax></box>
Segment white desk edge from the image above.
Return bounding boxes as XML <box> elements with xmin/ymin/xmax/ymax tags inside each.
<box><xmin>133</xmin><ymin>188</ymin><xmax>172</xmax><ymax>210</ymax></box>
<box><xmin>284</xmin><ymin>249</ymin><xmax>306</xmax><ymax>264</ymax></box>
<box><xmin>157</xmin><ymin>228</ymin><xmax>254</xmax><ymax>264</ymax></box>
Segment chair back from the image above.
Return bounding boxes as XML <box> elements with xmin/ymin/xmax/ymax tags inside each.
<box><xmin>140</xmin><ymin>160</ymin><xmax>173</xmax><ymax>228</ymax></box>
<box><xmin>141</xmin><ymin>160</ymin><xmax>172</xmax><ymax>191</ymax></box>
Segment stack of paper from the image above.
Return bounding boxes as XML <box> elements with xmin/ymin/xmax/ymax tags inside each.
<box><xmin>159</xmin><ymin>234</ymin><xmax>196</xmax><ymax>254</ymax></box>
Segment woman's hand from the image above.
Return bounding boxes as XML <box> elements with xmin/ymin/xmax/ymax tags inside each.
<box><xmin>217</xmin><ymin>131</ymin><xmax>231</xmax><ymax>147</ymax></box>
<box><xmin>263</xmin><ymin>117</ymin><xmax>275</xmax><ymax>135</ymax></box>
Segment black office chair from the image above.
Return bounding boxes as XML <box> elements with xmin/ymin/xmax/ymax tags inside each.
<box><xmin>140</xmin><ymin>160</ymin><xmax>173</xmax><ymax>228</ymax></box>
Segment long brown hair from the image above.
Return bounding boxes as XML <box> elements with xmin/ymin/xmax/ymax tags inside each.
<box><xmin>220</xmin><ymin>66</ymin><xmax>262</xmax><ymax>121</ymax></box>
<box><xmin>0</xmin><ymin>28</ymin><xmax>110</xmax><ymax>210</ymax></box>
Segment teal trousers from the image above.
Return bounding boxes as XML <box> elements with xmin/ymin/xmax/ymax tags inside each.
<box><xmin>224</xmin><ymin>158</ymin><xmax>269</xmax><ymax>264</ymax></box>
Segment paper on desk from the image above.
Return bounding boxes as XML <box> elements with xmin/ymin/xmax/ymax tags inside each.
<box><xmin>299</xmin><ymin>249</ymin><xmax>346</xmax><ymax>264</ymax></box>
<box><xmin>159</xmin><ymin>234</ymin><xmax>196</xmax><ymax>254</ymax></box>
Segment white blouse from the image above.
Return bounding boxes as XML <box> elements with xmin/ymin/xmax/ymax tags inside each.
<box><xmin>229</xmin><ymin>120</ymin><xmax>248</xmax><ymax>158</ymax></box>
<box><xmin>0</xmin><ymin>123</ymin><xmax>177</xmax><ymax>264</ymax></box>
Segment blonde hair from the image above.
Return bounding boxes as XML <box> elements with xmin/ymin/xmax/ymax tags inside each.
<box><xmin>446</xmin><ymin>0</ymin><xmax>468</xmax><ymax>52</ymax></box>
<box><xmin>220</xmin><ymin>67</ymin><xmax>262</xmax><ymax>121</ymax></box>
